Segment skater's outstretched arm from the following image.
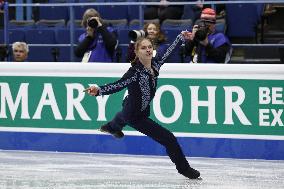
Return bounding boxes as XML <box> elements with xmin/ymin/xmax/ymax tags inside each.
<box><xmin>84</xmin><ymin>67</ymin><xmax>137</xmax><ymax>96</ymax></box>
<box><xmin>153</xmin><ymin>33</ymin><xmax>185</xmax><ymax>70</ymax></box>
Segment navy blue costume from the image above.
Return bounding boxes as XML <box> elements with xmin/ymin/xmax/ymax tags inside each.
<box><xmin>96</xmin><ymin>35</ymin><xmax>194</xmax><ymax>175</ymax></box>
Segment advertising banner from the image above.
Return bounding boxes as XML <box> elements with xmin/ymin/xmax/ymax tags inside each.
<box><xmin>0</xmin><ymin>63</ymin><xmax>283</xmax><ymax>159</ymax></box>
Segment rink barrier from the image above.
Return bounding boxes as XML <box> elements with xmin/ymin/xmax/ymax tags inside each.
<box><xmin>0</xmin><ymin>62</ymin><xmax>283</xmax><ymax>160</ymax></box>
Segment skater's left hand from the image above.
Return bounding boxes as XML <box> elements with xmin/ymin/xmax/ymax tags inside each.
<box><xmin>84</xmin><ymin>86</ymin><xmax>99</xmax><ymax>96</ymax></box>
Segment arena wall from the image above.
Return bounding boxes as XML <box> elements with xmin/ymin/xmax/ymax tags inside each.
<box><xmin>0</xmin><ymin>62</ymin><xmax>283</xmax><ymax>160</ymax></box>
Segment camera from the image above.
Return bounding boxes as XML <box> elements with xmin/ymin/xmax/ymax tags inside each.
<box><xmin>194</xmin><ymin>21</ymin><xmax>210</xmax><ymax>42</ymax></box>
<box><xmin>128</xmin><ymin>30</ymin><xmax>148</xmax><ymax>41</ymax></box>
<box><xmin>87</xmin><ymin>17</ymin><xmax>98</xmax><ymax>29</ymax></box>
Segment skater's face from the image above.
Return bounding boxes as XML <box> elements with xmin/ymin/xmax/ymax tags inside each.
<box><xmin>136</xmin><ymin>39</ymin><xmax>153</xmax><ymax>63</ymax></box>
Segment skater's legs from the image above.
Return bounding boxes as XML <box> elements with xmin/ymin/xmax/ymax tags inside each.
<box><xmin>108</xmin><ymin>111</ymin><xmax>127</xmax><ymax>131</ymax></box>
<box><xmin>130</xmin><ymin>118</ymin><xmax>190</xmax><ymax>173</ymax></box>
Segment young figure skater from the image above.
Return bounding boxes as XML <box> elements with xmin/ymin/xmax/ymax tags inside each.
<box><xmin>84</xmin><ymin>34</ymin><xmax>200</xmax><ymax>179</ymax></box>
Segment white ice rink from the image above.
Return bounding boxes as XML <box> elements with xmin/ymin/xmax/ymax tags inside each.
<box><xmin>0</xmin><ymin>150</ymin><xmax>284</xmax><ymax>189</ymax></box>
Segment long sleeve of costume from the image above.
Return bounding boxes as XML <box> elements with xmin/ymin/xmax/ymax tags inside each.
<box><xmin>155</xmin><ymin>34</ymin><xmax>184</xmax><ymax>69</ymax></box>
<box><xmin>97</xmin><ymin>68</ymin><xmax>137</xmax><ymax>96</ymax></box>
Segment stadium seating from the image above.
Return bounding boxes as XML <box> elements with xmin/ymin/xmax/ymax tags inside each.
<box><xmin>128</xmin><ymin>19</ymin><xmax>159</xmax><ymax>30</ymax></box>
<box><xmin>225</xmin><ymin>3</ymin><xmax>263</xmax><ymax>40</ymax></box>
<box><xmin>9</xmin><ymin>20</ymin><xmax>36</xmax><ymax>29</ymax></box>
<box><xmin>28</xmin><ymin>46</ymin><xmax>56</xmax><ymax>62</ymax></box>
<box><xmin>215</xmin><ymin>18</ymin><xmax>226</xmax><ymax>33</ymax></box>
<box><xmin>0</xmin><ymin>29</ymin><xmax>25</xmax><ymax>44</ymax></box>
<box><xmin>73</xmin><ymin>5</ymin><xmax>99</xmax><ymax>20</ymax></box>
<box><xmin>162</xmin><ymin>19</ymin><xmax>192</xmax><ymax>31</ymax></box>
<box><xmin>25</xmin><ymin>29</ymin><xmax>56</xmax><ymax>44</ymax></box>
<box><xmin>104</xmin><ymin>19</ymin><xmax>128</xmax><ymax>30</ymax></box>
<box><xmin>6</xmin><ymin>1</ymin><xmax>272</xmax><ymax>62</ymax></box>
<box><xmin>39</xmin><ymin>6</ymin><xmax>69</xmax><ymax>20</ymax></box>
<box><xmin>36</xmin><ymin>19</ymin><xmax>66</xmax><ymax>29</ymax></box>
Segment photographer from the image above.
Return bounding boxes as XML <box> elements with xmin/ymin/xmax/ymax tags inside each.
<box><xmin>183</xmin><ymin>8</ymin><xmax>232</xmax><ymax>63</ymax></box>
<box><xmin>144</xmin><ymin>0</ymin><xmax>185</xmax><ymax>24</ymax></box>
<box><xmin>74</xmin><ymin>8</ymin><xmax>117</xmax><ymax>63</ymax></box>
<box><xmin>127</xmin><ymin>22</ymin><xmax>167</xmax><ymax>63</ymax></box>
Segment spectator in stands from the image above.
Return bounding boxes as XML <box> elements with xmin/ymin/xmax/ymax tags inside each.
<box><xmin>12</xmin><ymin>41</ymin><xmax>29</xmax><ymax>62</ymax></box>
<box><xmin>183</xmin><ymin>8</ymin><xmax>232</xmax><ymax>63</ymax></box>
<box><xmin>144</xmin><ymin>0</ymin><xmax>186</xmax><ymax>24</ymax></box>
<box><xmin>127</xmin><ymin>22</ymin><xmax>167</xmax><ymax>63</ymax></box>
<box><xmin>74</xmin><ymin>8</ymin><xmax>117</xmax><ymax>63</ymax></box>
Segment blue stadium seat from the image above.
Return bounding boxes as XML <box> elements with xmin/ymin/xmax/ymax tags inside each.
<box><xmin>163</xmin><ymin>29</ymin><xmax>181</xmax><ymax>43</ymax></box>
<box><xmin>117</xmin><ymin>28</ymin><xmax>131</xmax><ymax>44</ymax></box>
<box><xmin>98</xmin><ymin>5</ymin><xmax>128</xmax><ymax>20</ymax></box>
<box><xmin>25</xmin><ymin>29</ymin><xmax>56</xmax><ymax>44</ymax></box>
<box><xmin>56</xmin><ymin>29</ymin><xmax>70</xmax><ymax>44</ymax></box>
<box><xmin>0</xmin><ymin>29</ymin><xmax>25</xmax><ymax>44</ymax></box>
<box><xmin>225</xmin><ymin>3</ymin><xmax>262</xmax><ymax>39</ymax></box>
<box><xmin>182</xmin><ymin>4</ymin><xmax>201</xmax><ymax>22</ymax></box>
<box><xmin>73</xmin><ymin>5</ymin><xmax>99</xmax><ymax>20</ymax></box>
<box><xmin>56</xmin><ymin>46</ymin><xmax>70</xmax><ymax>62</ymax></box>
<box><xmin>128</xmin><ymin>19</ymin><xmax>159</xmax><ymax>30</ymax></box>
<box><xmin>66</xmin><ymin>19</ymin><xmax>82</xmax><ymax>28</ymax></box>
<box><xmin>8</xmin><ymin>30</ymin><xmax>26</xmax><ymax>44</ymax></box>
<box><xmin>39</xmin><ymin>6</ymin><xmax>69</xmax><ymax>20</ymax></box>
<box><xmin>9</xmin><ymin>20</ymin><xmax>35</xmax><ymax>29</ymax></box>
<box><xmin>36</xmin><ymin>19</ymin><xmax>66</xmax><ymax>29</ymax></box>
<box><xmin>28</xmin><ymin>46</ymin><xmax>55</xmax><ymax>62</ymax></box>
<box><xmin>162</xmin><ymin>19</ymin><xmax>192</xmax><ymax>31</ymax></box>
<box><xmin>104</xmin><ymin>19</ymin><xmax>128</xmax><ymax>30</ymax></box>
<box><xmin>215</xmin><ymin>18</ymin><xmax>226</xmax><ymax>33</ymax></box>
<box><xmin>128</xmin><ymin>3</ymin><xmax>140</xmax><ymax>22</ymax></box>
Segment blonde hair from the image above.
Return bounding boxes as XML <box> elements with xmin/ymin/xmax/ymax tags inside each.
<box><xmin>12</xmin><ymin>42</ymin><xmax>29</xmax><ymax>53</ymax></box>
<box><xmin>81</xmin><ymin>8</ymin><xmax>102</xmax><ymax>28</ymax></box>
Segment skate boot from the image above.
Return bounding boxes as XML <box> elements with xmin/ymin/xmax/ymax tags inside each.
<box><xmin>179</xmin><ymin>167</ymin><xmax>200</xmax><ymax>179</ymax></box>
<box><xmin>100</xmin><ymin>123</ymin><xmax>124</xmax><ymax>139</ymax></box>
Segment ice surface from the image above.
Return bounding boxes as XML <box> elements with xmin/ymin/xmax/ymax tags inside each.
<box><xmin>0</xmin><ymin>150</ymin><xmax>283</xmax><ymax>189</ymax></box>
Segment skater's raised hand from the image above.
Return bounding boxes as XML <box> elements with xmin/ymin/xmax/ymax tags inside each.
<box><xmin>84</xmin><ymin>86</ymin><xmax>99</xmax><ymax>96</ymax></box>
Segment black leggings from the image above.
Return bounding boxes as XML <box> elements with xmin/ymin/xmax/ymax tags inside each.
<box><xmin>109</xmin><ymin>112</ymin><xmax>191</xmax><ymax>173</ymax></box>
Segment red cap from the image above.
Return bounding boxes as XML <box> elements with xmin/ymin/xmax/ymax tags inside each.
<box><xmin>200</xmin><ymin>8</ymin><xmax>216</xmax><ymax>22</ymax></box>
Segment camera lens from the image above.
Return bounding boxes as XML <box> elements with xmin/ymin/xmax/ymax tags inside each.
<box><xmin>194</xmin><ymin>21</ymin><xmax>209</xmax><ymax>41</ymax></box>
<box><xmin>128</xmin><ymin>30</ymin><xmax>147</xmax><ymax>41</ymax></box>
<box><xmin>128</xmin><ymin>30</ymin><xmax>139</xmax><ymax>41</ymax></box>
<box><xmin>87</xmin><ymin>18</ymin><xmax>98</xmax><ymax>28</ymax></box>
<box><xmin>195</xmin><ymin>30</ymin><xmax>208</xmax><ymax>41</ymax></box>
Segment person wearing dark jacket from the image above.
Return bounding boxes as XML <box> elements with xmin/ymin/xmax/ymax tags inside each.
<box><xmin>74</xmin><ymin>8</ymin><xmax>117</xmax><ymax>63</ymax></box>
<box><xmin>144</xmin><ymin>0</ymin><xmax>185</xmax><ymax>24</ymax></box>
<box><xmin>183</xmin><ymin>8</ymin><xmax>232</xmax><ymax>63</ymax></box>
<box><xmin>84</xmin><ymin>34</ymin><xmax>200</xmax><ymax>180</ymax></box>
